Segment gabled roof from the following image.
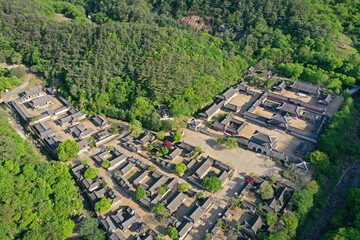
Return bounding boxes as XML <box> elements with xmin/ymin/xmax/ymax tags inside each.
<box><xmin>290</xmin><ymin>81</ymin><xmax>321</xmax><ymax>95</ymax></box>
<box><xmin>277</xmin><ymin>102</ymin><xmax>304</xmax><ymax>117</ymax></box>
<box><xmin>243</xmin><ymin>215</ymin><xmax>263</xmax><ymax>236</ymax></box>
<box><xmin>100</xmin><ymin>216</ymin><xmax>116</xmax><ymax>233</ymax></box>
<box><xmin>195</xmin><ymin>157</ymin><xmax>213</xmax><ymax>178</ymax></box>
<box><xmin>109</xmin><ymin>231</ymin><xmax>126</xmax><ymax>240</ymax></box>
<box><xmin>166</xmin><ymin>192</ymin><xmax>187</xmax><ymax>213</ymax></box>
<box><xmin>218</xmin><ymin>87</ymin><xmax>239</xmax><ymax>100</ymax></box>
<box><xmin>22</xmin><ymin>86</ymin><xmax>43</xmax><ymax>98</ymax></box>
<box><xmin>250</xmin><ymin>130</ymin><xmax>277</xmax><ymax>149</ymax></box>
<box><xmin>272</xmin><ymin>81</ymin><xmax>286</xmax><ymax>91</ymax></box>
<box><xmin>268</xmin><ymin>114</ymin><xmax>291</xmax><ymax>128</ymax></box>
<box><xmin>91</xmin><ymin>114</ymin><xmax>109</xmax><ymax>127</ymax></box>
<box><xmin>77</xmin><ymin>138</ymin><xmax>89</xmax><ymax>149</ymax></box>
<box><xmin>29</xmin><ymin>95</ymin><xmax>53</xmax><ymax>108</ymax></box>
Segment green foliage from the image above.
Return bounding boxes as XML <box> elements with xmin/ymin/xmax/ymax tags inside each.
<box><xmin>157</xmin><ymin>131</ymin><xmax>165</xmax><ymax>140</ymax></box>
<box><xmin>216</xmin><ymin>219</ymin><xmax>224</xmax><ymax>227</ymax></box>
<box><xmin>128</xmin><ymin>120</ymin><xmax>144</xmax><ymax>138</ymax></box>
<box><xmin>158</xmin><ymin>184</ymin><xmax>169</xmax><ymax>195</ymax></box>
<box><xmin>146</xmin><ymin>144</ymin><xmax>154</xmax><ymax>151</ymax></box>
<box><xmin>266</xmin><ymin>212</ymin><xmax>278</xmax><ymax>227</ymax></box>
<box><xmin>196</xmin><ymin>192</ymin><xmax>204</xmax><ymax>200</ymax></box>
<box><xmin>161</xmin><ymin>146</ymin><xmax>169</xmax><ymax>156</ymax></box>
<box><xmin>168</xmin><ymin>227</ymin><xmax>178</xmax><ymax>239</ymax></box>
<box><xmin>217</xmin><ymin>137</ymin><xmax>226</xmax><ymax>145</ymax></box>
<box><xmin>148</xmin><ymin>166</ymin><xmax>157</xmax><ymax>172</ymax></box>
<box><xmin>172</xmin><ymin>132</ymin><xmax>182</xmax><ymax>142</ymax></box>
<box><xmin>321</xmin><ymin>227</ymin><xmax>360</xmax><ymax>240</ymax></box>
<box><xmin>101</xmin><ymin>160</ymin><xmax>110</xmax><ymax>169</ymax></box>
<box><xmin>10</xmin><ymin>67</ymin><xmax>26</xmax><ymax>79</ymax></box>
<box><xmin>260</xmin><ymin>182</ymin><xmax>274</xmax><ymax>200</ymax></box>
<box><xmin>267</xmin><ymin>176</ymin><xmax>277</xmax><ymax>184</ymax></box>
<box><xmin>225</xmin><ymin>137</ymin><xmax>238</xmax><ymax>149</ymax></box>
<box><xmin>178</xmin><ymin>182</ymin><xmax>191</xmax><ymax>192</ymax></box>
<box><xmin>204</xmin><ymin>232</ymin><xmax>212</xmax><ymax>240</ymax></box>
<box><xmin>284</xmin><ymin>212</ymin><xmax>298</xmax><ymax>230</ymax></box>
<box><xmin>79</xmin><ymin>218</ymin><xmax>106</xmax><ymax>240</ymax></box>
<box><xmin>305</xmin><ymin>180</ymin><xmax>320</xmax><ymax>195</ymax></box>
<box><xmin>84</xmin><ymin>168</ymin><xmax>98</xmax><ymax>179</ymax></box>
<box><xmin>0</xmin><ymin>110</ymin><xmax>82</xmax><ymax>239</ymax></box>
<box><xmin>330</xmin><ymin>210</ymin><xmax>348</xmax><ymax>229</ymax></box>
<box><xmin>154</xmin><ymin>234</ymin><xmax>165</xmax><ymax>240</ymax></box>
<box><xmin>202</xmin><ymin>176</ymin><xmax>222</xmax><ymax>192</ymax></box>
<box><xmin>234</xmin><ymin>221</ymin><xmax>242</xmax><ymax>231</ymax></box>
<box><xmin>57</xmin><ymin>139</ymin><xmax>80</xmax><ymax>162</ymax></box>
<box><xmin>95</xmin><ymin>198</ymin><xmax>111</xmax><ymax>213</ymax></box>
<box><xmin>154</xmin><ymin>203</ymin><xmax>170</xmax><ymax>217</ymax></box>
<box><xmin>308</xmin><ymin>151</ymin><xmax>330</xmax><ymax>172</ymax></box>
<box><xmin>174</xmin><ymin>163</ymin><xmax>187</xmax><ymax>174</ymax></box>
<box><xmin>291</xmin><ymin>189</ymin><xmax>314</xmax><ymax>218</ymax></box>
<box><xmin>134</xmin><ymin>186</ymin><xmax>147</xmax><ymax>200</ymax></box>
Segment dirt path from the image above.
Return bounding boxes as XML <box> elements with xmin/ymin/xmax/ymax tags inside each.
<box><xmin>303</xmin><ymin>161</ymin><xmax>360</xmax><ymax>240</ymax></box>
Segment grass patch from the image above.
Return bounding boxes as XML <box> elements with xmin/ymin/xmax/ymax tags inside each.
<box><xmin>333</xmin><ymin>34</ymin><xmax>358</xmax><ymax>60</ymax></box>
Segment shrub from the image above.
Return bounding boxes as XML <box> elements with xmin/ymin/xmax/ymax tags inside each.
<box><xmin>267</xmin><ymin>176</ymin><xmax>277</xmax><ymax>184</ymax></box>
<box><xmin>146</xmin><ymin>144</ymin><xmax>154</xmax><ymax>151</ymax></box>
<box><xmin>158</xmin><ymin>184</ymin><xmax>169</xmax><ymax>195</ymax></box>
<box><xmin>134</xmin><ymin>186</ymin><xmax>147</xmax><ymax>200</ymax></box>
<box><xmin>217</xmin><ymin>137</ymin><xmax>226</xmax><ymax>144</ymax></box>
<box><xmin>148</xmin><ymin>166</ymin><xmax>157</xmax><ymax>172</ymax></box>
<box><xmin>95</xmin><ymin>198</ymin><xmax>111</xmax><ymax>213</ymax></box>
<box><xmin>154</xmin><ymin>203</ymin><xmax>170</xmax><ymax>217</ymax></box>
<box><xmin>173</xmin><ymin>132</ymin><xmax>182</xmax><ymax>142</ymax></box>
<box><xmin>10</xmin><ymin>66</ymin><xmax>26</xmax><ymax>79</ymax></box>
<box><xmin>161</xmin><ymin>146</ymin><xmax>169</xmax><ymax>156</ymax></box>
<box><xmin>174</xmin><ymin>163</ymin><xmax>187</xmax><ymax>174</ymax></box>
<box><xmin>178</xmin><ymin>182</ymin><xmax>191</xmax><ymax>192</ymax></box>
<box><xmin>84</xmin><ymin>168</ymin><xmax>98</xmax><ymax>179</ymax></box>
<box><xmin>101</xmin><ymin>160</ymin><xmax>110</xmax><ymax>169</ymax></box>
<box><xmin>260</xmin><ymin>182</ymin><xmax>274</xmax><ymax>200</ymax></box>
<box><xmin>168</xmin><ymin>227</ymin><xmax>178</xmax><ymax>239</ymax></box>
<box><xmin>81</xmin><ymin>159</ymin><xmax>89</xmax><ymax>166</ymax></box>
<box><xmin>196</xmin><ymin>192</ymin><xmax>204</xmax><ymax>200</ymax></box>
<box><xmin>266</xmin><ymin>212</ymin><xmax>278</xmax><ymax>227</ymax></box>
<box><xmin>202</xmin><ymin>177</ymin><xmax>222</xmax><ymax>193</ymax></box>
<box><xmin>157</xmin><ymin>131</ymin><xmax>165</xmax><ymax>140</ymax></box>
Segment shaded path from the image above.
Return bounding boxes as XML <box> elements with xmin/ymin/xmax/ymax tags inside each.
<box><xmin>304</xmin><ymin>161</ymin><xmax>360</xmax><ymax>240</ymax></box>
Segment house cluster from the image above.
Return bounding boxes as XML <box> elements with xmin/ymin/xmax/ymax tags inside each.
<box><xmin>71</xmin><ymin>164</ymin><xmax>122</xmax><ymax>210</ymax></box>
<box><xmin>242</xmin><ymin>81</ymin><xmax>330</xmax><ymax>143</ymax></box>
<box><xmin>10</xmin><ymin>86</ymin><xmax>118</xmax><ymax>157</ymax></box>
<box><xmin>99</xmin><ymin>206</ymin><xmax>141</xmax><ymax>240</ymax></box>
<box><xmin>215</xmin><ymin>176</ymin><xmax>294</xmax><ymax>239</ymax></box>
<box><xmin>195</xmin><ymin>80</ymin><xmax>337</xmax><ymax>166</ymax></box>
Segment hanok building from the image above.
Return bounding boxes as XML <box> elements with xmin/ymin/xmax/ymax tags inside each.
<box><xmin>178</xmin><ymin>221</ymin><xmax>194</xmax><ymax>240</ymax></box>
<box><xmin>58</xmin><ymin>108</ymin><xmax>86</xmax><ymax>127</ymax></box>
<box><xmin>248</xmin><ymin>130</ymin><xmax>277</xmax><ymax>156</ymax></box>
<box><xmin>263</xmin><ymin>186</ymin><xmax>291</xmax><ymax>214</ymax></box>
<box><xmin>109</xmin><ymin>231</ymin><xmax>126</xmax><ymax>240</ymax></box>
<box><xmin>135</xmin><ymin>131</ymin><xmax>156</xmax><ymax>146</ymax></box>
<box><xmin>216</xmin><ymin>86</ymin><xmax>239</xmax><ymax>105</ymax></box>
<box><xmin>166</xmin><ymin>147</ymin><xmax>183</xmax><ymax>160</ymax></box>
<box><xmin>91</xmin><ymin>114</ymin><xmax>109</xmax><ymax>129</ymax></box>
<box><xmin>29</xmin><ymin>95</ymin><xmax>53</xmax><ymax>109</ymax></box>
<box><xmin>290</xmin><ymin>81</ymin><xmax>321</xmax><ymax>97</ymax></box>
<box><xmin>194</xmin><ymin>157</ymin><xmax>214</xmax><ymax>179</ymax></box>
<box><xmin>43</xmin><ymin>135</ymin><xmax>62</xmax><ymax>153</ymax></box>
<box><xmin>11</xmin><ymin>99</ymin><xmax>30</xmax><ymax>123</ymax></box>
<box><xmin>268</xmin><ymin>114</ymin><xmax>292</xmax><ymax>129</ymax></box>
<box><xmin>276</xmin><ymin>102</ymin><xmax>304</xmax><ymax>118</ymax></box>
<box><xmin>34</xmin><ymin>106</ymin><xmax>69</xmax><ymax>124</ymax></box>
<box><xmin>33</xmin><ymin>122</ymin><xmax>56</xmax><ymax>139</ymax></box>
<box><xmin>272</xmin><ymin>81</ymin><xmax>286</xmax><ymax>92</ymax></box>
<box><xmin>295</xmin><ymin>142</ymin><xmax>314</xmax><ymax>157</ymax></box>
<box><xmin>199</xmin><ymin>102</ymin><xmax>224</xmax><ymax>121</ymax></box>
<box><xmin>19</xmin><ymin>86</ymin><xmax>44</xmax><ymax>103</ymax></box>
<box><xmin>68</xmin><ymin>124</ymin><xmax>94</xmax><ymax>139</ymax></box>
<box><xmin>166</xmin><ymin>192</ymin><xmax>187</xmax><ymax>213</ymax></box>
<box><xmin>241</xmin><ymin>214</ymin><xmax>263</xmax><ymax>239</ymax></box>
<box><xmin>212</xmin><ymin>115</ymin><xmax>247</xmax><ymax>135</ymax></box>
<box><xmin>318</xmin><ymin>94</ymin><xmax>333</xmax><ymax>106</ymax></box>
<box><xmin>77</xmin><ymin>138</ymin><xmax>90</xmax><ymax>152</ymax></box>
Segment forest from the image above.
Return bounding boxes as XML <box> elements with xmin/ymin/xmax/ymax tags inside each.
<box><xmin>1</xmin><ymin>0</ymin><xmax>360</xmax><ymax>239</ymax></box>
<box><xmin>0</xmin><ymin>109</ymin><xmax>83</xmax><ymax>239</ymax></box>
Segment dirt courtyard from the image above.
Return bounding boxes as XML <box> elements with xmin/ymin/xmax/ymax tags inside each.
<box><xmin>182</xmin><ymin>129</ymin><xmax>284</xmax><ymax>178</ymax></box>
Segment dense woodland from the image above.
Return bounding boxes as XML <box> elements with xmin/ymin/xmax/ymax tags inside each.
<box><xmin>0</xmin><ymin>110</ymin><xmax>83</xmax><ymax>239</ymax></box>
<box><xmin>1</xmin><ymin>0</ymin><xmax>360</xmax><ymax>239</ymax></box>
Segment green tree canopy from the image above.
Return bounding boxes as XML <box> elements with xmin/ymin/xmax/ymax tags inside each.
<box><xmin>128</xmin><ymin>120</ymin><xmax>144</xmax><ymax>138</ymax></box>
<box><xmin>101</xmin><ymin>160</ymin><xmax>110</xmax><ymax>169</ymax></box>
<box><xmin>157</xmin><ymin>131</ymin><xmax>165</xmax><ymax>140</ymax></box>
<box><xmin>154</xmin><ymin>203</ymin><xmax>170</xmax><ymax>217</ymax></box>
<box><xmin>260</xmin><ymin>182</ymin><xmax>274</xmax><ymax>200</ymax></box>
<box><xmin>174</xmin><ymin>163</ymin><xmax>187</xmax><ymax>174</ymax></box>
<box><xmin>172</xmin><ymin>132</ymin><xmax>182</xmax><ymax>142</ymax></box>
<box><xmin>95</xmin><ymin>198</ymin><xmax>112</xmax><ymax>213</ymax></box>
<box><xmin>308</xmin><ymin>151</ymin><xmax>330</xmax><ymax>171</ymax></box>
<box><xmin>266</xmin><ymin>212</ymin><xmax>278</xmax><ymax>227</ymax></box>
<box><xmin>202</xmin><ymin>176</ymin><xmax>222</xmax><ymax>193</ymax></box>
<box><xmin>84</xmin><ymin>168</ymin><xmax>99</xmax><ymax>179</ymax></box>
<box><xmin>79</xmin><ymin>218</ymin><xmax>106</xmax><ymax>240</ymax></box>
<box><xmin>134</xmin><ymin>186</ymin><xmax>147</xmax><ymax>200</ymax></box>
<box><xmin>57</xmin><ymin>139</ymin><xmax>80</xmax><ymax>162</ymax></box>
<box><xmin>168</xmin><ymin>227</ymin><xmax>178</xmax><ymax>239</ymax></box>
<box><xmin>178</xmin><ymin>182</ymin><xmax>191</xmax><ymax>192</ymax></box>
